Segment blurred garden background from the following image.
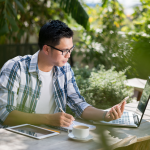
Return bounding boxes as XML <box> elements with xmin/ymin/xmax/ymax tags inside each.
<box><xmin>0</xmin><ymin>0</ymin><xmax>150</xmax><ymax>112</ymax></box>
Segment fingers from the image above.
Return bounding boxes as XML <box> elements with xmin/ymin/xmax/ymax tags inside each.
<box><xmin>106</xmin><ymin>101</ymin><xmax>126</xmax><ymax>121</ymax></box>
<box><xmin>60</xmin><ymin>112</ymin><xmax>75</xmax><ymax>127</ymax></box>
<box><xmin>109</xmin><ymin>107</ymin><xmax>117</xmax><ymax>120</ymax></box>
<box><xmin>109</xmin><ymin>105</ymin><xmax>121</xmax><ymax>120</ymax></box>
<box><xmin>49</xmin><ymin>112</ymin><xmax>75</xmax><ymax>127</ymax></box>
<box><xmin>120</xmin><ymin>101</ymin><xmax>126</xmax><ymax>112</ymax></box>
<box><xmin>64</xmin><ymin>113</ymin><xmax>75</xmax><ymax>121</ymax></box>
<box><xmin>115</xmin><ymin>106</ymin><xmax>122</xmax><ymax>118</ymax></box>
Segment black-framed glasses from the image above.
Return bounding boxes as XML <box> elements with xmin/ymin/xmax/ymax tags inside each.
<box><xmin>47</xmin><ymin>45</ymin><xmax>75</xmax><ymax>56</ymax></box>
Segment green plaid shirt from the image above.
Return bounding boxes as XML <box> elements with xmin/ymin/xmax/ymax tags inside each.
<box><xmin>0</xmin><ymin>51</ymin><xmax>90</xmax><ymax>125</ymax></box>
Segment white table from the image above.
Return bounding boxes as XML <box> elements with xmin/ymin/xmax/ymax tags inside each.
<box><xmin>0</xmin><ymin>100</ymin><xmax>150</xmax><ymax>150</ymax></box>
<box><xmin>125</xmin><ymin>78</ymin><xmax>147</xmax><ymax>100</ymax></box>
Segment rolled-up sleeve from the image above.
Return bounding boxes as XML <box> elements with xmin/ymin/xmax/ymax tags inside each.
<box><xmin>66</xmin><ymin>66</ymin><xmax>91</xmax><ymax>118</ymax></box>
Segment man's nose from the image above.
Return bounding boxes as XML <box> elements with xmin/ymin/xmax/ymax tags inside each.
<box><xmin>65</xmin><ymin>51</ymin><xmax>71</xmax><ymax>58</ymax></box>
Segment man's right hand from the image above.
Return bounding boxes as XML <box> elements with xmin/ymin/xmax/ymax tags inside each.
<box><xmin>47</xmin><ymin>112</ymin><xmax>75</xmax><ymax>127</ymax></box>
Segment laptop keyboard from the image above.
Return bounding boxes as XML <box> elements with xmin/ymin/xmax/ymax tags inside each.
<box><xmin>111</xmin><ymin>112</ymin><xmax>130</xmax><ymax>125</ymax></box>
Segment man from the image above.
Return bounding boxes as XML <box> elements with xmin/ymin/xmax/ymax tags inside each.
<box><xmin>0</xmin><ymin>20</ymin><xmax>125</xmax><ymax>127</ymax></box>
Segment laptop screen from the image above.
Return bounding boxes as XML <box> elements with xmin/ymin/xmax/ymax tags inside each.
<box><xmin>135</xmin><ymin>76</ymin><xmax>150</xmax><ymax>125</ymax></box>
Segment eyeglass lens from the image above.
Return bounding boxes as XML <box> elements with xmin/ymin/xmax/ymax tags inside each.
<box><xmin>63</xmin><ymin>47</ymin><xmax>74</xmax><ymax>56</ymax></box>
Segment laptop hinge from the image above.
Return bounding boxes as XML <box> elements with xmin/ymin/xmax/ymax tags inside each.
<box><xmin>133</xmin><ymin>114</ymin><xmax>140</xmax><ymax>126</ymax></box>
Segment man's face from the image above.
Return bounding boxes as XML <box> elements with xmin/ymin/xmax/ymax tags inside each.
<box><xmin>47</xmin><ymin>37</ymin><xmax>73</xmax><ymax>67</ymax></box>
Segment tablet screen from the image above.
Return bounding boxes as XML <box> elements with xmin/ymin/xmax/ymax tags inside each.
<box><xmin>11</xmin><ymin>125</ymin><xmax>54</xmax><ymax>137</ymax></box>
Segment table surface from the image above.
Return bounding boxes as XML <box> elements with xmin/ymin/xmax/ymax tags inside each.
<box><xmin>125</xmin><ymin>78</ymin><xmax>147</xmax><ymax>90</ymax></box>
<box><xmin>1</xmin><ymin>100</ymin><xmax>150</xmax><ymax>150</ymax></box>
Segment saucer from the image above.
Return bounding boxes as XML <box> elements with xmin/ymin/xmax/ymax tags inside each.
<box><xmin>68</xmin><ymin>133</ymin><xmax>93</xmax><ymax>141</ymax></box>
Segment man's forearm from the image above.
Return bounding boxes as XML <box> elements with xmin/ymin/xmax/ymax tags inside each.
<box><xmin>3</xmin><ymin>110</ymin><xmax>49</xmax><ymax>126</ymax></box>
<box><xmin>81</xmin><ymin>106</ymin><xmax>106</xmax><ymax>121</ymax></box>
<box><xmin>81</xmin><ymin>101</ymin><xmax>126</xmax><ymax>122</ymax></box>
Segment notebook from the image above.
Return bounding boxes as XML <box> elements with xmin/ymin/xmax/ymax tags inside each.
<box><xmin>49</xmin><ymin>120</ymin><xmax>96</xmax><ymax>132</ymax></box>
<box><xmin>93</xmin><ymin>76</ymin><xmax>150</xmax><ymax>128</ymax></box>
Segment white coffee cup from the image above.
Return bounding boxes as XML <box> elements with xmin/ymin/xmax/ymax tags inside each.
<box><xmin>72</xmin><ymin>125</ymin><xmax>89</xmax><ymax>139</ymax></box>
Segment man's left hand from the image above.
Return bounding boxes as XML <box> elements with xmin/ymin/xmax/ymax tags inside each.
<box><xmin>104</xmin><ymin>101</ymin><xmax>126</xmax><ymax>122</ymax></box>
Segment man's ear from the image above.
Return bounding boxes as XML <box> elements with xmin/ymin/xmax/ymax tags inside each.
<box><xmin>42</xmin><ymin>45</ymin><xmax>49</xmax><ymax>55</ymax></box>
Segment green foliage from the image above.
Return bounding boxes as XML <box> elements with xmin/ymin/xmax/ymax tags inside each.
<box><xmin>74</xmin><ymin>1</ymin><xmax>135</xmax><ymax>78</ymax></box>
<box><xmin>66</xmin><ymin>65</ymin><xmax>133</xmax><ymax>115</ymax></box>
<box><xmin>0</xmin><ymin>0</ymin><xmax>89</xmax><ymax>44</ymax></box>
<box><xmin>77</xmin><ymin>65</ymin><xmax>133</xmax><ymax>109</ymax></box>
<box><xmin>123</xmin><ymin>0</ymin><xmax>150</xmax><ymax>79</ymax></box>
<box><xmin>0</xmin><ymin>0</ymin><xmax>26</xmax><ymax>36</ymax></box>
<box><xmin>75</xmin><ymin>29</ymin><xmax>133</xmax><ymax>72</ymax></box>
<box><xmin>84</xmin><ymin>66</ymin><xmax>133</xmax><ymax>109</ymax></box>
<box><xmin>74</xmin><ymin>0</ymin><xmax>150</xmax><ymax>80</ymax></box>
<box><xmin>127</xmin><ymin>33</ymin><xmax>150</xmax><ymax>79</ymax></box>
<box><xmin>54</xmin><ymin>0</ymin><xmax>90</xmax><ymax>30</ymax></box>
<box><xmin>72</xmin><ymin>65</ymin><xmax>94</xmax><ymax>91</ymax></box>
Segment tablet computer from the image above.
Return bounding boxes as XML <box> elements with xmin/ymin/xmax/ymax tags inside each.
<box><xmin>6</xmin><ymin>124</ymin><xmax>59</xmax><ymax>139</ymax></box>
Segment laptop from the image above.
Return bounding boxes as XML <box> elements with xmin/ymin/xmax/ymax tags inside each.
<box><xmin>93</xmin><ymin>76</ymin><xmax>150</xmax><ymax>128</ymax></box>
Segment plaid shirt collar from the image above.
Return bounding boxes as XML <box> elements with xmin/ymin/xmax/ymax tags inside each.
<box><xmin>28</xmin><ymin>50</ymin><xmax>58</xmax><ymax>81</ymax></box>
<box><xmin>28</xmin><ymin>50</ymin><xmax>39</xmax><ymax>74</ymax></box>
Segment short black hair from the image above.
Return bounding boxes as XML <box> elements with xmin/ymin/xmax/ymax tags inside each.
<box><xmin>38</xmin><ymin>20</ymin><xmax>74</xmax><ymax>50</ymax></box>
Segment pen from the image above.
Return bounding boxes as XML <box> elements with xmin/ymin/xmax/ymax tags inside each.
<box><xmin>43</xmin><ymin>128</ymin><xmax>60</xmax><ymax>133</ymax></box>
<box><xmin>59</xmin><ymin>107</ymin><xmax>75</xmax><ymax>126</ymax></box>
<box><xmin>59</xmin><ymin>107</ymin><xmax>65</xmax><ymax>113</ymax></box>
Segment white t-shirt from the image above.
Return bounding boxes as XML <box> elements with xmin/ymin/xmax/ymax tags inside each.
<box><xmin>35</xmin><ymin>69</ymin><xmax>56</xmax><ymax>114</ymax></box>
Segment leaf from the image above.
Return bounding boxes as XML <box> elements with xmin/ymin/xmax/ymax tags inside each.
<box><xmin>7</xmin><ymin>2</ymin><xmax>17</xmax><ymax>17</ymax></box>
<box><xmin>54</xmin><ymin>0</ymin><xmax>89</xmax><ymax>30</ymax></box>
<box><xmin>14</xmin><ymin>0</ymin><xmax>24</xmax><ymax>13</ymax></box>
<box><xmin>6</xmin><ymin>14</ymin><xmax>18</xmax><ymax>31</ymax></box>
<box><xmin>0</xmin><ymin>0</ymin><xmax>5</xmax><ymax>2</ymax></box>
<box><xmin>0</xmin><ymin>21</ymin><xmax>9</xmax><ymax>36</ymax></box>
<box><xmin>17</xmin><ymin>29</ymin><xmax>24</xmax><ymax>39</ymax></box>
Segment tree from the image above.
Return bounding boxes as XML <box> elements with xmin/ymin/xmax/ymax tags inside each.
<box><xmin>125</xmin><ymin>0</ymin><xmax>150</xmax><ymax>79</ymax></box>
<box><xmin>0</xmin><ymin>0</ymin><xmax>89</xmax><ymax>44</ymax></box>
<box><xmin>75</xmin><ymin>0</ymin><xmax>134</xmax><ymax>77</ymax></box>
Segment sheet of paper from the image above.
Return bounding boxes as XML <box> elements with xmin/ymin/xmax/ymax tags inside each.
<box><xmin>64</xmin><ymin>121</ymin><xmax>96</xmax><ymax>130</ymax></box>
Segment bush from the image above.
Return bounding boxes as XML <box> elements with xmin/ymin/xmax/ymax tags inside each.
<box><xmin>66</xmin><ymin>65</ymin><xmax>133</xmax><ymax>115</ymax></box>
<box><xmin>80</xmin><ymin>65</ymin><xmax>133</xmax><ymax>109</ymax></box>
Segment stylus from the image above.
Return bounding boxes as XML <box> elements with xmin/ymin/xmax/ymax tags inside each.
<box><xmin>43</xmin><ymin>128</ymin><xmax>60</xmax><ymax>133</ymax></box>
